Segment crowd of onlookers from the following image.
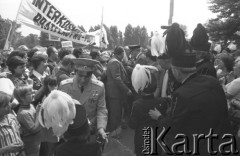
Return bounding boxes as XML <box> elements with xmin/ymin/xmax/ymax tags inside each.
<box><xmin>1</xmin><ymin>22</ymin><xmax>240</xmax><ymax>156</ymax></box>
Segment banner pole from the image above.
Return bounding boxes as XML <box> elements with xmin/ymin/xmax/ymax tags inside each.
<box><xmin>8</xmin><ymin>0</ymin><xmax>24</xmax><ymax>49</ymax></box>
<box><xmin>168</xmin><ymin>0</ymin><xmax>174</xmax><ymax>25</ymax></box>
<box><xmin>100</xmin><ymin>7</ymin><xmax>103</xmax><ymax>51</ymax></box>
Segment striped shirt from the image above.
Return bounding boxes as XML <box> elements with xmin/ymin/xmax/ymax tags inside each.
<box><xmin>0</xmin><ymin>114</ymin><xmax>22</xmax><ymax>156</ymax></box>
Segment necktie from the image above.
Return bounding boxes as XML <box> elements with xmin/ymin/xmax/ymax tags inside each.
<box><xmin>81</xmin><ymin>86</ymin><xmax>84</xmax><ymax>93</ymax></box>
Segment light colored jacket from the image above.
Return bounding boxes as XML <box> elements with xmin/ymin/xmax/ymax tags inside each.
<box><xmin>59</xmin><ymin>77</ymin><xmax>108</xmax><ymax>131</ymax></box>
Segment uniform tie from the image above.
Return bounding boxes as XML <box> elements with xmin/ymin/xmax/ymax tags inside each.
<box><xmin>81</xmin><ymin>86</ymin><xmax>84</xmax><ymax>93</ymax></box>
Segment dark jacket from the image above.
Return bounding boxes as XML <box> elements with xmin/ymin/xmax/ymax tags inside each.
<box><xmin>196</xmin><ymin>59</ymin><xmax>217</xmax><ymax>78</ymax></box>
<box><xmin>129</xmin><ymin>95</ymin><xmax>161</xmax><ymax>156</ymax></box>
<box><xmin>106</xmin><ymin>57</ymin><xmax>130</xmax><ymax>99</ymax></box>
<box><xmin>56</xmin><ymin>140</ymin><xmax>101</xmax><ymax>156</ymax></box>
<box><xmin>158</xmin><ymin>74</ymin><xmax>234</xmax><ymax>155</ymax></box>
<box><xmin>135</xmin><ymin>52</ymin><xmax>147</xmax><ymax>65</ymax></box>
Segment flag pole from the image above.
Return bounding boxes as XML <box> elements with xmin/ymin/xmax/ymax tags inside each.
<box><xmin>8</xmin><ymin>0</ymin><xmax>24</xmax><ymax>49</ymax></box>
<box><xmin>100</xmin><ymin>7</ymin><xmax>103</xmax><ymax>51</ymax></box>
<box><xmin>168</xmin><ymin>0</ymin><xmax>174</xmax><ymax>25</ymax></box>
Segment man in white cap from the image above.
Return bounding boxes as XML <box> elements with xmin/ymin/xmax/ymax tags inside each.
<box><xmin>59</xmin><ymin>58</ymin><xmax>108</xmax><ymax>142</ymax></box>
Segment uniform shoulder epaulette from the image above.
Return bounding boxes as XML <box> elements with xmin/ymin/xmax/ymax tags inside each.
<box><xmin>60</xmin><ymin>78</ymin><xmax>73</xmax><ymax>86</ymax></box>
<box><xmin>91</xmin><ymin>78</ymin><xmax>104</xmax><ymax>87</ymax></box>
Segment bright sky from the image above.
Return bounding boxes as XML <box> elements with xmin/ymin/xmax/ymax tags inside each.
<box><xmin>0</xmin><ymin>0</ymin><xmax>216</xmax><ymax>38</ymax></box>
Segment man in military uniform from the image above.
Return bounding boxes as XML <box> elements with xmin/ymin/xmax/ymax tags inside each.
<box><xmin>129</xmin><ymin>45</ymin><xmax>147</xmax><ymax>66</ymax></box>
<box><xmin>59</xmin><ymin>58</ymin><xmax>108</xmax><ymax>141</ymax></box>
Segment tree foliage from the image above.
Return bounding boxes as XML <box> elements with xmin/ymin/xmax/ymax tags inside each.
<box><xmin>206</xmin><ymin>0</ymin><xmax>240</xmax><ymax>44</ymax></box>
<box><xmin>109</xmin><ymin>26</ymin><xmax>119</xmax><ymax>49</ymax></box>
<box><xmin>15</xmin><ymin>33</ymin><xmax>39</xmax><ymax>49</ymax></box>
<box><xmin>123</xmin><ymin>24</ymin><xmax>149</xmax><ymax>47</ymax></box>
<box><xmin>0</xmin><ymin>15</ymin><xmax>22</xmax><ymax>49</ymax></box>
<box><xmin>124</xmin><ymin>24</ymin><xmax>134</xmax><ymax>46</ymax></box>
<box><xmin>179</xmin><ymin>24</ymin><xmax>188</xmax><ymax>37</ymax></box>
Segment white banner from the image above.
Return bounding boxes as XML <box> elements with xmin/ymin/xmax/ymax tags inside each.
<box><xmin>17</xmin><ymin>0</ymin><xmax>95</xmax><ymax>46</ymax></box>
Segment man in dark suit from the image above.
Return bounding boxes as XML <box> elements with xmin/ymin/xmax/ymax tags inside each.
<box><xmin>47</xmin><ymin>46</ymin><xmax>58</xmax><ymax>75</ymax></box>
<box><xmin>129</xmin><ymin>45</ymin><xmax>147</xmax><ymax>66</ymax></box>
<box><xmin>149</xmin><ymin>52</ymin><xmax>235</xmax><ymax>155</ymax></box>
<box><xmin>106</xmin><ymin>46</ymin><xmax>132</xmax><ymax>137</ymax></box>
<box><xmin>55</xmin><ymin>54</ymin><xmax>75</xmax><ymax>86</ymax></box>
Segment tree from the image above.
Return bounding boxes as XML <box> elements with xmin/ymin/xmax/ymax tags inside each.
<box><xmin>124</xmin><ymin>24</ymin><xmax>134</xmax><ymax>46</ymax></box>
<box><xmin>119</xmin><ymin>31</ymin><xmax>123</xmax><ymax>46</ymax></box>
<box><xmin>94</xmin><ymin>25</ymin><xmax>101</xmax><ymax>31</ymax></box>
<box><xmin>150</xmin><ymin>31</ymin><xmax>154</xmax><ymax>37</ymax></box>
<box><xmin>89</xmin><ymin>26</ymin><xmax>95</xmax><ymax>32</ymax></box>
<box><xmin>206</xmin><ymin>0</ymin><xmax>240</xmax><ymax>44</ymax></box>
<box><xmin>0</xmin><ymin>15</ymin><xmax>10</xmax><ymax>49</ymax></box>
<box><xmin>0</xmin><ymin>15</ymin><xmax>22</xmax><ymax>49</ymax></box>
<box><xmin>133</xmin><ymin>25</ymin><xmax>141</xmax><ymax>45</ymax></box>
<box><xmin>139</xmin><ymin>26</ymin><xmax>148</xmax><ymax>48</ymax></box>
<box><xmin>40</xmin><ymin>32</ymin><xmax>50</xmax><ymax>47</ymax></box>
<box><xmin>78</xmin><ymin>25</ymin><xmax>86</xmax><ymax>32</ymax></box>
<box><xmin>179</xmin><ymin>24</ymin><xmax>188</xmax><ymax>37</ymax></box>
<box><xmin>15</xmin><ymin>33</ymin><xmax>39</xmax><ymax>49</ymax></box>
<box><xmin>109</xmin><ymin>26</ymin><xmax>119</xmax><ymax>49</ymax></box>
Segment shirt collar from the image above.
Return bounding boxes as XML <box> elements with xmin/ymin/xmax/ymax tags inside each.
<box><xmin>32</xmin><ymin>70</ymin><xmax>46</xmax><ymax>81</ymax></box>
<box><xmin>73</xmin><ymin>76</ymin><xmax>93</xmax><ymax>90</ymax></box>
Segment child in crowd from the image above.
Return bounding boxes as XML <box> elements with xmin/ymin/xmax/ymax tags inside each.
<box><xmin>129</xmin><ymin>64</ymin><xmax>162</xmax><ymax>156</ymax></box>
<box><xmin>42</xmin><ymin>75</ymin><xmax>58</xmax><ymax>102</ymax></box>
<box><xmin>14</xmin><ymin>84</ymin><xmax>42</xmax><ymax>156</ymax></box>
<box><xmin>39</xmin><ymin>75</ymin><xmax>58</xmax><ymax>156</ymax></box>
<box><xmin>0</xmin><ymin>78</ymin><xmax>24</xmax><ymax>156</ymax></box>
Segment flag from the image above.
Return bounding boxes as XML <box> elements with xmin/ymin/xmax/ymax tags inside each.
<box><xmin>86</xmin><ymin>28</ymin><xmax>108</xmax><ymax>48</ymax></box>
<box><xmin>16</xmin><ymin>0</ymin><xmax>93</xmax><ymax>45</ymax></box>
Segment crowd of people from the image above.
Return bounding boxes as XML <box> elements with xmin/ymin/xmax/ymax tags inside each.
<box><xmin>0</xmin><ymin>22</ymin><xmax>240</xmax><ymax>156</ymax></box>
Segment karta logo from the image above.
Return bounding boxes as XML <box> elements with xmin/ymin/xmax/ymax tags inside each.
<box><xmin>142</xmin><ymin>127</ymin><xmax>239</xmax><ymax>155</ymax></box>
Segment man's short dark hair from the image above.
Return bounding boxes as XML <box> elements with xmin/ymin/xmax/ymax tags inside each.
<box><xmin>58</xmin><ymin>48</ymin><xmax>72</xmax><ymax>61</ymax></box>
<box><xmin>8</xmin><ymin>50</ymin><xmax>26</xmax><ymax>60</ymax></box>
<box><xmin>7</xmin><ymin>56</ymin><xmax>26</xmax><ymax>74</ymax></box>
<box><xmin>62</xmin><ymin>54</ymin><xmax>75</xmax><ymax>66</ymax></box>
<box><xmin>47</xmin><ymin>46</ymin><xmax>56</xmax><ymax>57</ymax></box>
<box><xmin>31</xmin><ymin>56</ymin><xmax>46</xmax><ymax>70</ymax></box>
<box><xmin>73</xmin><ymin>48</ymin><xmax>83</xmax><ymax>58</ymax></box>
<box><xmin>114</xmin><ymin>46</ymin><xmax>124</xmax><ymax>55</ymax></box>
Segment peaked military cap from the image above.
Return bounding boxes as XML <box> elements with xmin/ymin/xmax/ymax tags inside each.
<box><xmin>128</xmin><ymin>45</ymin><xmax>141</xmax><ymax>52</ymax></box>
<box><xmin>72</xmin><ymin>58</ymin><xmax>99</xmax><ymax>72</ymax></box>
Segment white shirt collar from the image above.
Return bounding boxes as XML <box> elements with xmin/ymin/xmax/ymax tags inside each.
<box><xmin>32</xmin><ymin>70</ymin><xmax>46</xmax><ymax>81</ymax></box>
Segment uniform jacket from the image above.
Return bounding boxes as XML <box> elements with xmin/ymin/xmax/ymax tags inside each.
<box><xmin>59</xmin><ymin>77</ymin><xmax>108</xmax><ymax>131</ymax></box>
<box><xmin>159</xmin><ymin>74</ymin><xmax>233</xmax><ymax>155</ymax></box>
<box><xmin>55</xmin><ymin>67</ymin><xmax>71</xmax><ymax>86</ymax></box>
<box><xmin>106</xmin><ymin>57</ymin><xmax>130</xmax><ymax>99</ymax></box>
